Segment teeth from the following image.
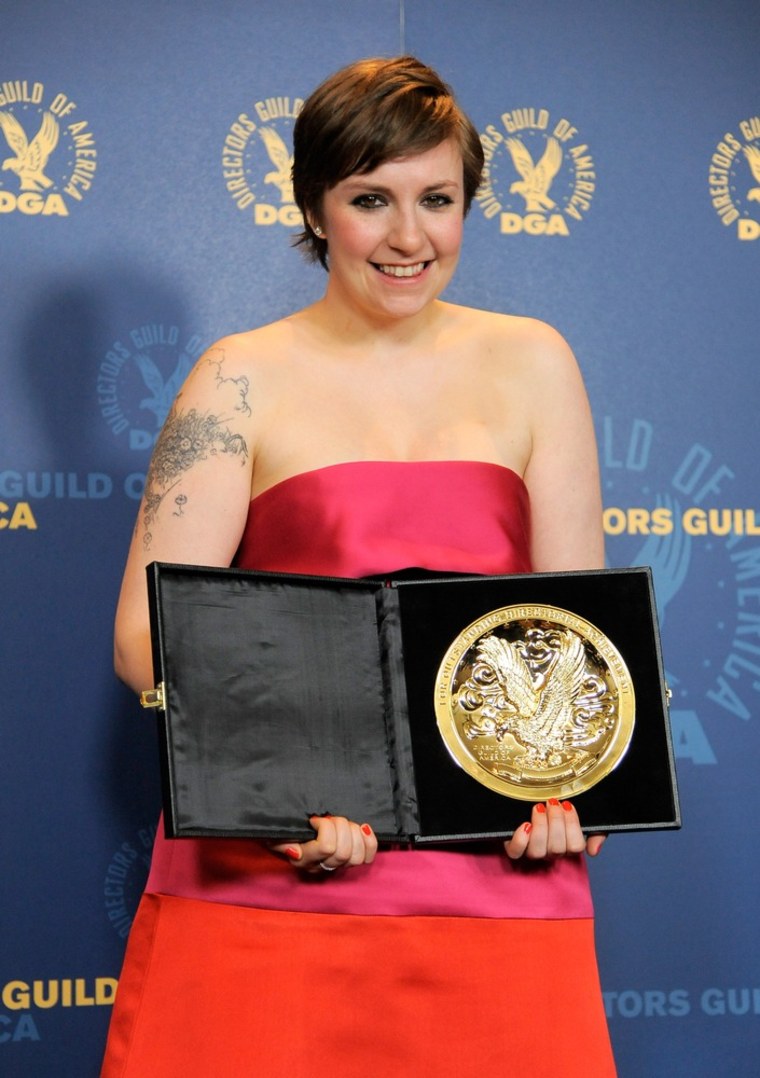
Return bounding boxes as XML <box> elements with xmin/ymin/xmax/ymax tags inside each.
<box><xmin>377</xmin><ymin>262</ymin><xmax>426</xmax><ymax>277</ymax></box>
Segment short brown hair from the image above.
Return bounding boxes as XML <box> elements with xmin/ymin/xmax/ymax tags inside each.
<box><xmin>292</xmin><ymin>56</ymin><xmax>484</xmax><ymax>269</ymax></box>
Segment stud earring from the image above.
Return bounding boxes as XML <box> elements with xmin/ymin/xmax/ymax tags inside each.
<box><xmin>313</xmin><ymin>225</ymin><xmax>323</xmax><ymax>237</ymax></box>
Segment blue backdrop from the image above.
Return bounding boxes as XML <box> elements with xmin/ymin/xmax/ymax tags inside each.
<box><xmin>1</xmin><ymin>2</ymin><xmax>758</xmax><ymax>1074</ymax></box>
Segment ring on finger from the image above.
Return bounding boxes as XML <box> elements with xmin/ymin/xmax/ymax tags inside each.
<box><xmin>318</xmin><ymin>861</ymin><xmax>338</xmax><ymax>872</ymax></box>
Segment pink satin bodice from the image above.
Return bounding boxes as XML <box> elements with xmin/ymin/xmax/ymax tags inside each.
<box><xmin>235</xmin><ymin>460</ymin><xmax>532</xmax><ymax>578</ymax></box>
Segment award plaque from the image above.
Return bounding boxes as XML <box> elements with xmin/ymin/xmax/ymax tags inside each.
<box><xmin>143</xmin><ymin>563</ymin><xmax>680</xmax><ymax>843</ymax></box>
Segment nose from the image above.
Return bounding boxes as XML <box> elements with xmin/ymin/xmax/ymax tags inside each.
<box><xmin>387</xmin><ymin>205</ymin><xmax>424</xmax><ymax>253</ymax></box>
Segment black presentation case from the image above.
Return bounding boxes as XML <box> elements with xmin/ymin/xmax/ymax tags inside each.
<box><xmin>143</xmin><ymin>562</ymin><xmax>681</xmax><ymax>844</ymax></box>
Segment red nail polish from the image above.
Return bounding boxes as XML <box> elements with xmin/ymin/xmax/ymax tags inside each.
<box><xmin>562</xmin><ymin>801</ymin><xmax>574</xmax><ymax>813</ymax></box>
<box><xmin>523</xmin><ymin>822</ymin><xmax>532</xmax><ymax>835</ymax></box>
<box><xmin>548</xmin><ymin>798</ymin><xmax>560</xmax><ymax>807</ymax></box>
<box><xmin>284</xmin><ymin>846</ymin><xmax>300</xmax><ymax>860</ymax></box>
<box><xmin>535</xmin><ymin>803</ymin><xmax>546</xmax><ymax>814</ymax></box>
<box><xmin>361</xmin><ymin>824</ymin><xmax>372</xmax><ymax>836</ymax></box>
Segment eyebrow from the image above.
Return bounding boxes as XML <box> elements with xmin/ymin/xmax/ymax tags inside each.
<box><xmin>341</xmin><ymin>179</ymin><xmax>461</xmax><ymax>195</ymax></box>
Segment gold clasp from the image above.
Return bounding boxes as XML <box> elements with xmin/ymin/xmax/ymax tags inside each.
<box><xmin>140</xmin><ymin>683</ymin><xmax>165</xmax><ymax>710</ymax></box>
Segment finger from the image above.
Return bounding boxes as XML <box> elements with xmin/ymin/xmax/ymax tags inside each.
<box><xmin>586</xmin><ymin>833</ymin><xmax>607</xmax><ymax>857</ymax></box>
<box><xmin>276</xmin><ymin>816</ymin><xmax>335</xmax><ymax>873</ymax></box>
<box><xmin>545</xmin><ymin>798</ymin><xmax>569</xmax><ymax>856</ymax></box>
<box><xmin>276</xmin><ymin>818</ymin><xmax>379</xmax><ymax>873</ymax></box>
<box><xmin>317</xmin><ymin>818</ymin><xmax>378</xmax><ymax>867</ymax></box>
<box><xmin>524</xmin><ymin>802</ymin><xmax>549</xmax><ymax>859</ymax></box>
<box><xmin>308</xmin><ymin>816</ymin><xmax>367</xmax><ymax>871</ymax></box>
<box><xmin>307</xmin><ymin>814</ymin><xmax>342</xmax><ymax>868</ymax></box>
<box><xmin>326</xmin><ymin>816</ymin><xmax>354</xmax><ymax>864</ymax></box>
<box><xmin>559</xmin><ymin>801</ymin><xmax>587</xmax><ymax>855</ymax></box>
<box><xmin>343</xmin><ymin>821</ymin><xmax>379</xmax><ymax>866</ymax></box>
<box><xmin>359</xmin><ymin>822</ymin><xmax>378</xmax><ymax>864</ymax></box>
<box><xmin>346</xmin><ymin>821</ymin><xmax>366</xmax><ymax>865</ymax></box>
<box><xmin>504</xmin><ymin>821</ymin><xmax>532</xmax><ymax>860</ymax></box>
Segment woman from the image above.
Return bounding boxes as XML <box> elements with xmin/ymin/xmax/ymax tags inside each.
<box><xmin>103</xmin><ymin>57</ymin><xmax>615</xmax><ymax>1076</ymax></box>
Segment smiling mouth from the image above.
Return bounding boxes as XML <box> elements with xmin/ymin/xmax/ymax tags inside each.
<box><xmin>374</xmin><ymin>262</ymin><xmax>428</xmax><ymax>278</ymax></box>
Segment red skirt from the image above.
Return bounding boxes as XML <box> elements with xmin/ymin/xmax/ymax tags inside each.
<box><xmin>102</xmin><ymin>893</ymin><xmax>616</xmax><ymax>1077</ymax></box>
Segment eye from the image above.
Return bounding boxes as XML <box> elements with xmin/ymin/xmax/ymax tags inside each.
<box><xmin>350</xmin><ymin>193</ymin><xmax>386</xmax><ymax>209</ymax></box>
<box><xmin>422</xmin><ymin>193</ymin><xmax>455</xmax><ymax>208</ymax></box>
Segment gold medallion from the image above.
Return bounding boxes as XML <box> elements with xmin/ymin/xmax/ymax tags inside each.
<box><xmin>434</xmin><ymin>605</ymin><xmax>635</xmax><ymax>800</ymax></box>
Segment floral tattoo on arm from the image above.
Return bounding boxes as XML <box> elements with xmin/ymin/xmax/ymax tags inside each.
<box><xmin>206</xmin><ymin>349</ymin><xmax>252</xmax><ymax>418</ymax></box>
<box><xmin>141</xmin><ymin>352</ymin><xmax>250</xmax><ymax>550</ymax></box>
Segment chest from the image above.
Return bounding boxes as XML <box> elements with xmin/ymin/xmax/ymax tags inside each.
<box><xmin>258</xmin><ymin>358</ymin><xmax>529</xmax><ymax>472</ymax></box>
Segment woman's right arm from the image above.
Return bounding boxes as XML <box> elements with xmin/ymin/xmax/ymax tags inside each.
<box><xmin>114</xmin><ymin>341</ymin><xmax>257</xmax><ymax>695</ymax></box>
<box><xmin>115</xmin><ymin>337</ymin><xmax>379</xmax><ymax>872</ymax></box>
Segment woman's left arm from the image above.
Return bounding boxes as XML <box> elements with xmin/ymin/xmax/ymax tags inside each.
<box><xmin>521</xmin><ymin>320</ymin><xmax>604</xmax><ymax>575</ymax></box>
<box><xmin>504</xmin><ymin>320</ymin><xmax>606</xmax><ymax>859</ymax></box>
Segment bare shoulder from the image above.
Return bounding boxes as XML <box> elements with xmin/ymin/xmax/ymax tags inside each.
<box><xmin>445</xmin><ymin>303</ymin><xmax>570</xmax><ymax>352</ymax></box>
<box><xmin>189</xmin><ymin>318</ymin><xmax>293</xmax><ymax>384</ymax></box>
<box><xmin>498</xmin><ymin>314</ymin><xmax>574</xmax><ymax>371</ymax></box>
<box><xmin>213</xmin><ymin>316</ymin><xmax>297</xmax><ymax>361</ymax></box>
<box><xmin>444</xmin><ymin>303</ymin><xmax>580</xmax><ymax>386</ymax></box>
<box><xmin>169</xmin><ymin>318</ymin><xmax>298</xmax><ymax>425</ymax></box>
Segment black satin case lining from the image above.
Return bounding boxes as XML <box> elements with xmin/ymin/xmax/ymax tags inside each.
<box><xmin>155</xmin><ymin>569</ymin><xmax>412</xmax><ymax>841</ymax></box>
<box><xmin>374</xmin><ymin>589</ymin><xmax>418</xmax><ymax>837</ymax></box>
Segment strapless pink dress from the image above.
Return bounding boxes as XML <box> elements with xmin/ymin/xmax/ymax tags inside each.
<box><xmin>102</xmin><ymin>462</ymin><xmax>615</xmax><ymax>1077</ymax></box>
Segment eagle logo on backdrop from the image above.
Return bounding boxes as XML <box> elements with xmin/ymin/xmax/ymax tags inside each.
<box><xmin>221</xmin><ymin>93</ymin><xmax>303</xmax><ymax>227</ymax></box>
<box><xmin>708</xmin><ymin>114</ymin><xmax>760</xmax><ymax>240</ymax></box>
<box><xmin>504</xmin><ymin>136</ymin><xmax>563</xmax><ymax>213</ymax></box>
<box><xmin>476</xmin><ymin>108</ymin><xmax>595</xmax><ymax>236</ymax></box>
<box><xmin>259</xmin><ymin>126</ymin><xmax>294</xmax><ymax>202</ymax></box>
<box><xmin>96</xmin><ymin>325</ymin><xmax>204</xmax><ymax>452</ymax></box>
<box><xmin>0</xmin><ymin>109</ymin><xmax>59</xmax><ymax>190</ymax></box>
<box><xmin>134</xmin><ymin>351</ymin><xmax>195</xmax><ymax>427</ymax></box>
<box><xmin>743</xmin><ymin>144</ymin><xmax>760</xmax><ymax>201</ymax></box>
<box><xmin>0</xmin><ymin>79</ymin><xmax>96</xmax><ymax>216</ymax></box>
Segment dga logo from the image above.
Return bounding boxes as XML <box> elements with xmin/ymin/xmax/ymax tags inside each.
<box><xmin>708</xmin><ymin>116</ymin><xmax>760</xmax><ymax>240</ymax></box>
<box><xmin>97</xmin><ymin>324</ymin><xmax>203</xmax><ymax>451</ymax></box>
<box><xmin>0</xmin><ymin>78</ymin><xmax>96</xmax><ymax>216</ymax></box>
<box><xmin>477</xmin><ymin>108</ymin><xmax>595</xmax><ymax>236</ymax></box>
<box><xmin>602</xmin><ymin>415</ymin><xmax>760</xmax><ymax>766</ymax></box>
<box><xmin>222</xmin><ymin>94</ymin><xmax>303</xmax><ymax>227</ymax></box>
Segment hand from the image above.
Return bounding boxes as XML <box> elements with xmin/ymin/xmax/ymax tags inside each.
<box><xmin>271</xmin><ymin>815</ymin><xmax>378</xmax><ymax>874</ymax></box>
<box><xmin>504</xmin><ymin>800</ymin><xmax>607</xmax><ymax>860</ymax></box>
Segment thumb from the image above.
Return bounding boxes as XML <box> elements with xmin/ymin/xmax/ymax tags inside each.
<box><xmin>586</xmin><ymin>834</ymin><xmax>607</xmax><ymax>857</ymax></box>
<box><xmin>269</xmin><ymin>841</ymin><xmax>304</xmax><ymax>864</ymax></box>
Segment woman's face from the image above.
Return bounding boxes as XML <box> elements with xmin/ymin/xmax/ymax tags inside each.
<box><xmin>318</xmin><ymin>139</ymin><xmax>465</xmax><ymax>325</ymax></box>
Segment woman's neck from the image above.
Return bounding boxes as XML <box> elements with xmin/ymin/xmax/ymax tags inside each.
<box><xmin>299</xmin><ymin>293</ymin><xmax>454</xmax><ymax>358</ymax></box>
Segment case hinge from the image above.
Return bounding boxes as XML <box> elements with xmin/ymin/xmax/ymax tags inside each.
<box><xmin>140</xmin><ymin>683</ymin><xmax>165</xmax><ymax>710</ymax></box>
